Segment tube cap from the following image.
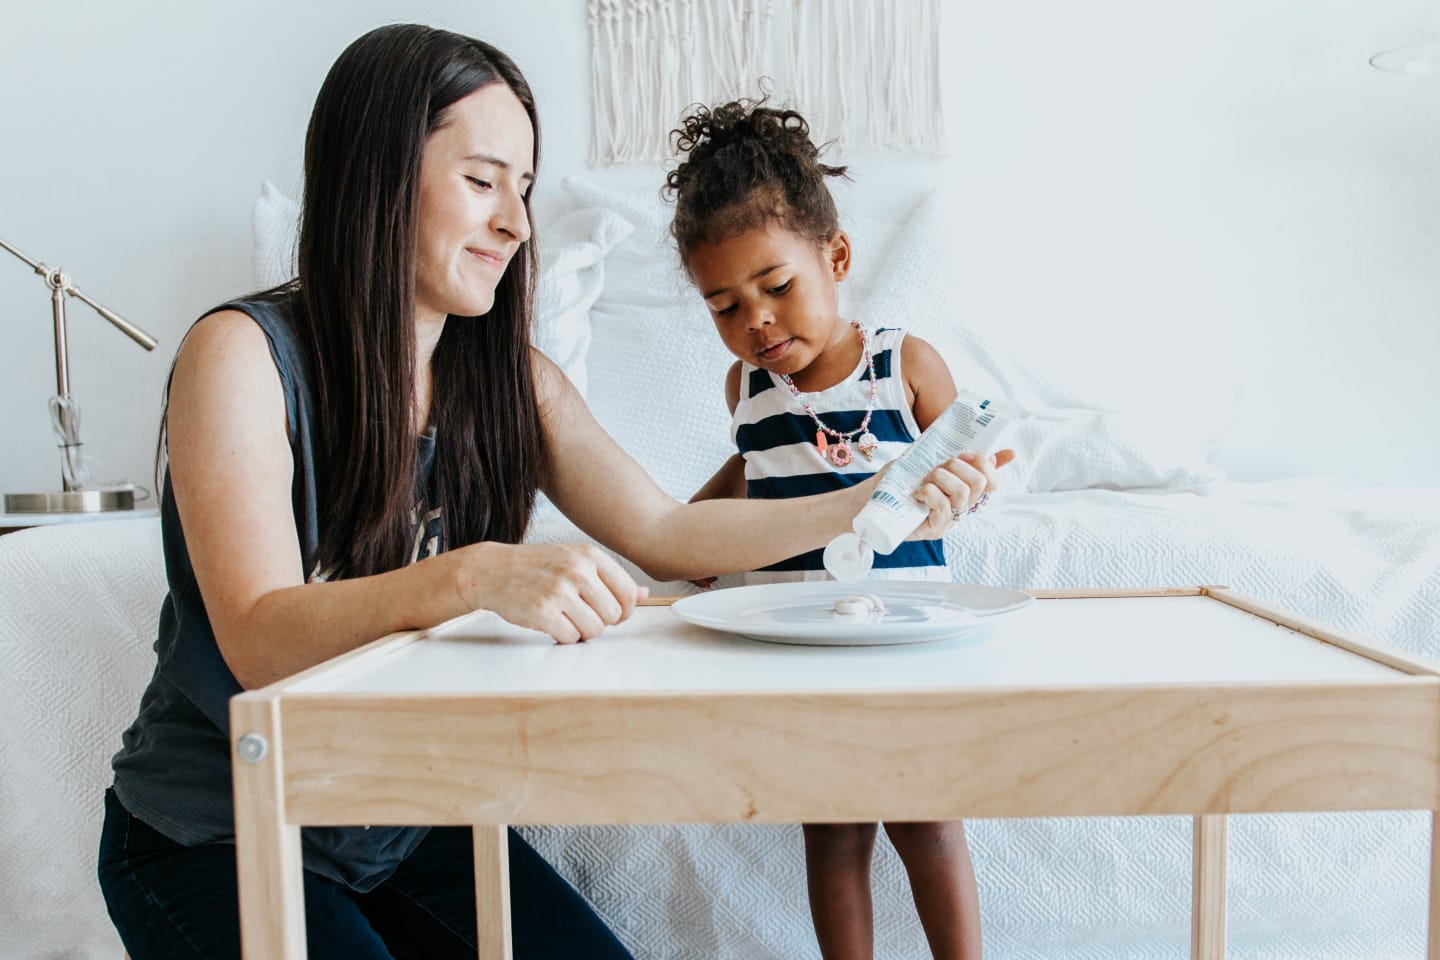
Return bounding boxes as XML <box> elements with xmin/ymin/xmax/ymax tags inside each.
<box><xmin>823</xmin><ymin>533</ymin><xmax>874</xmax><ymax>583</ymax></box>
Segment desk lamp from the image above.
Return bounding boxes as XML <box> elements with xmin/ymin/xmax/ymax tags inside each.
<box><xmin>1</xmin><ymin>236</ymin><xmax>158</xmax><ymax>513</ymax></box>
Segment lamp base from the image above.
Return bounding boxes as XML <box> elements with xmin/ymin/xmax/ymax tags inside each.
<box><xmin>4</xmin><ymin>488</ymin><xmax>135</xmax><ymax>514</ymax></box>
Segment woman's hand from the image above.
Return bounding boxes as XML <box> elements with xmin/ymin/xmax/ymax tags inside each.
<box><xmin>907</xmin><ymin>448</ymin><xmax>1016</xmax><ymax>541</ymax></box>
<box><xmin>690</xmin><ymin>446</ymin><xmax>1017</xmax><ymax>584</ymax></box>
<box><xmin>456</xmin><ymin>542</ymin><xmax>648</xmax><ymax>644</ymax></box>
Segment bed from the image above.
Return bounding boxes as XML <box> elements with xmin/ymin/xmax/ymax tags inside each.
<box><xmin>2</xmin><ymin>180</ymin><xmax>1436</xmax><ymax>959</ymax></box>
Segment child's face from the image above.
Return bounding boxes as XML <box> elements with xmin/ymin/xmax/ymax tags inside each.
<box><xmin>686</xmin><ymin>223</ymin><xmax>852</xmax><ymax>378</ymax></box>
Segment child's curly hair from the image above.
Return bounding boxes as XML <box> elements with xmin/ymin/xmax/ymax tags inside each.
<box><xmin>665</xmin><ymin>98</ymin><xmax>848</xmax><ymax>260</ymax></box>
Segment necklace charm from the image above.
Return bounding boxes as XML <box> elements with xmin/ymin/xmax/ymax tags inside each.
<box><xmin>781</xmin><ymin>322</ymin><xmax>878</xmax><ymax>473</ymax></box>
<box><xmin>857</xmin><ymin>432</ymin><xmax>879</xmax><ymax>461</ymax></box>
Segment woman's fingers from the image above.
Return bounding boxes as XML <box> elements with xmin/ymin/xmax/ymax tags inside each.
<box><xmin>558</xmin><ymin>547</ymin><xmax>643</xmax><ymax>642</ymax></box>
<box><xmin>906</xmin><ymin>448</ymin><xmax>1018</xmax><ymax>540</ymax></box>
<box><xmin>476</xmin><ymin>543</ymin><xmax>645</xmax><ymax>644</ymax></box>
<box><xmin>574</xmin><ymin>566</ymin><xmax>624</xmax><ymax>625</ymax></box>
<box><xmin>928</xmin><ymin>458</ymin><xmax>981</xmax><ymax>509</ymax></box>
<box><xmin>910</xmin><ymin>480</ymin><xmax>958</xmax><ymax>539</ymax></box>
<box><xmin>940</xmin><ymin>448</ymin><xmax>1016</xmax><ymax>508</ymax></box>
<box><xmin>920</xmin><ymin>456</ymin><xmax>985</xmax><ymax>513</ymax></box>
<box><xmin>958</xmin><ymin>453</ymin><xmax>997</xmax><ymax>506</ymax></box>
<box><xmin>560</xmin><ymin>601</ymin><xmax>606</xmax><ymax>643</ymax></box>
<box><xmin>589</xmin><ymin>549</ymin><xmax>644</xmax><ymax>623</ymax></box>
<box><xmin>537</xmin><ymin>604</ymin><xmax>583</xmax><ymax>644</ymax></box>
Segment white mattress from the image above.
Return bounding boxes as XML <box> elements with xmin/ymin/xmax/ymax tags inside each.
<box><xmin>2</xmin><ymin>480</ymin><xmax>1437</xmax><ymax>959</ymax></box>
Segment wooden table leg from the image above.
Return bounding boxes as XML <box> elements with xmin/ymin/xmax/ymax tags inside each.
<box><xmin>1429</xmin><ymin>811</ymin><xmax>1440</xmax><ymax>959</ymax></box>
<box><xmin>474</xmin><ymin>824</ymin><xmax>513</xmax><ymax>960</ymax></box>
<box><xmin>1191</xmin><ymin>814</ymin><xmax>1227</xmax><ymax>960</ymax></box>
<box><xmin>231</xmin><ymin>695</ymin><xmax>306</xmax><ymax>959</ymax></box>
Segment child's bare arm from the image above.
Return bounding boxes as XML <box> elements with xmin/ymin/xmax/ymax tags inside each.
<box><xmin>690</xmin><ymin>453</ymin><xmax>748</xmax><ymax>503</ymax></box>
<box><xmin>689</xmin><ymin>359</ymin><xmax>748</xmax><ymax>504</ymax></box>
<box><xmin>686</xmin><ymin>362</ymin><xmax>747</xmax><ymax>585</ymax></box>
<box><xmin>901</xmin><ymin>334</ymin><xmax>960</xmax><ymax>431</ymax></box>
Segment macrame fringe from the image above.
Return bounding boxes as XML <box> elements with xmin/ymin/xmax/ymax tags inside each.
<box><xmin>588</xmin><ymin>0</ymin><xmax>945</xmax><ymax>165</ymax></box>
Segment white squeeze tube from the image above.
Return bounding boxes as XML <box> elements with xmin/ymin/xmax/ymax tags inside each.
<box><xmin>822</xmin><ymin>389</ymin><xmax>1013</xmax><ymax>582</ymax></box>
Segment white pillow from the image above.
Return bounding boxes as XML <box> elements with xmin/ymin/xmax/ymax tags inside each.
<box><xmin>558</xmin><ymin>175</ymin><xmax>912</xmax><ymax>500</ymax></box>
<box><xmin>532</xmin><ymin>207</ymin><xmax>635</xmax><ymax>397</ymax></box>
<box><xmin>562</xmin><ymin>175</ymin><xmax>1224</xmax><ymax>495</ymax></box>
<box><xmin>247</xmin><ymin>181</ymin><xmax>629</xmax><ymax>396</ymax></box>
<box><xmin>863</xmin><ymin>190</ymin><xmax>1225</xmax><ymax>493</ymax></box>
<box><xmin>252</xmin><ymin>180</ymin><xmax>299</xmax><ymax>289</ymax></box>
<box><xmin>559</xmin><ymin>174</ymin><xmax>903</xmax><ymax>316</ymax></box>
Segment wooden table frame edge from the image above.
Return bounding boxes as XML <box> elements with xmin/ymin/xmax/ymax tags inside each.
<box><xmin>231</xmin><ymin>586</ymin><xmax>1440</xmax><ymax>960</ymax></box>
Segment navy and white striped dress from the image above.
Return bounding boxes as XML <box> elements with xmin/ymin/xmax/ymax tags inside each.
<box><xmin>733</xmin><ymin>326</ymin><xmax>949</xmax><ymax>583</ymax></box>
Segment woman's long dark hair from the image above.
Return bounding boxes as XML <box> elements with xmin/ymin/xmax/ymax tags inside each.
<box><xmin>298</xmin><ymin>24</ymin><xmax>546</xmax><ymax>580</ymax></box>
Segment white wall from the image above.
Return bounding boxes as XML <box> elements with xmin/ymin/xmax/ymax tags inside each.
<box><xmin>2</xmin><ymin>0</ymin><xmax>1438</xmax><ymax>498</ymax></box>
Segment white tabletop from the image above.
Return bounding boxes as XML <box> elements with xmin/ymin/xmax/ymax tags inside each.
<box><xmin>301</xmin><ymin>596</ymin><xmax>1405</xmax><ymax>696</ymax></box>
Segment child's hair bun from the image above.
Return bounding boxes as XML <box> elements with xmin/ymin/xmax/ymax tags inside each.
<box><xmin>666</xmin><ymin>96</ymin><xmax>847</xmax><ymax>257</ymax></box>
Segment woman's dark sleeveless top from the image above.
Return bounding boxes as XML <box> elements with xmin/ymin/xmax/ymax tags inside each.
<box><xmin>111</xmin><ymin>296</ymin><xmax>443</xmax><ymax>891</ymax></box>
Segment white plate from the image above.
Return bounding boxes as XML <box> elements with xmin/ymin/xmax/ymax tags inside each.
<box><xmin>671</xmin><ymin>581</ymin><xmax>1034</xmax><ymax>647</ymax></box>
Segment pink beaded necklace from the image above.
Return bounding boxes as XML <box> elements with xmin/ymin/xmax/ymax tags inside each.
<box><xmin>778</xmin><ymin>321</ymin><xmax>881</xmax><ymax>467</ymax></box>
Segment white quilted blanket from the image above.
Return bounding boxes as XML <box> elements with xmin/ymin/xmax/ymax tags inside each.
<box><xmin>521</xmin><ymin>479</ymin><xmax>1440</xmax><ymax>960</ymax></box>
<box><xmin>0</xmin><ymin>517</ymin><xmax>164</xmax><ymax>960</ymax></box>
<box><xmin>2</xmin><ymin>481</ymin><xmax>1437</xmax><ymax>959</ymax></box>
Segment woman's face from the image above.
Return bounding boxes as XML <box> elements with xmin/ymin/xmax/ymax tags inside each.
<box><xmin>414</xmin><ymin>83</ymin><xmax>534</xmax><ymax>324</ymax></box>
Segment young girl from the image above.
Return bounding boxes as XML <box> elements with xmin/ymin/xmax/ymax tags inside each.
<box><xmin>668</xmin><ymin>100</ymin><xmax>1013</xmax><ymax>959</ymax></box>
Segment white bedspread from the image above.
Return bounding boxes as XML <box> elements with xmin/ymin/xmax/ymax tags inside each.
<box><xmin>2</xmin><ymin>480</ymin><xmax>1436</xmax><ymax>959</ymax></box>
<box><xmin>0</xmin><ymin>516</ymin><xmax>164</xmax><ymax>960</ymax></box>
<box><xmin>523</xmin><ymin>479</ymin><xmax>1440</xmax><ymax>960</ymax></box>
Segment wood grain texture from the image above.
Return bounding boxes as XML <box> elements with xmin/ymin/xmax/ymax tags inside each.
<box><xmin>1430</xmin><ymin>811</ymin><xmax>1440</xmax><ymax>960</ymax></box>
<box><xmin>1191</xmin><ymin>815</ymin><xmax>1227</xmax><ymax>960</ymax></box>
<box><xmin>233</xmin><ymin>589</ymin><xmax>1440</xmax><ymax>957</ymax></box>
<box><xmin>473</xmin><ymin>824</ymin><xmax>512</xmax><ymax>960</ymax></box>
<box><xmin>1026</xmin><ymin>587</ymin><xmax>1204</xmax><ymax>599</ymax></box>
<box><xmin>231</xmin><ymin>693</ymin><xmax>306</xmax><ymax>960</ymax></box>
<box><xmin>276</xmin><ymin>681</ymin><xmax>1440</xmax><ymax>826</ymax></box>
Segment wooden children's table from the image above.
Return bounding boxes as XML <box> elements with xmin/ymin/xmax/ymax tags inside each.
<box><xmin>230</xmin><ymin>587</ymin><xmax>1440</xmax><ymax>959</ymax></box>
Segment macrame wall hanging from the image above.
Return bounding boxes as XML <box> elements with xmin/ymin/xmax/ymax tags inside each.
<box><xmin>587</xmin><ymin>0</ymin><xmax>945</xmax><ymax>165</ymax></box>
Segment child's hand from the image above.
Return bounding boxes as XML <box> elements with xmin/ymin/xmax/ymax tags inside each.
<box><xmin>907</xmin><ymin>448</ymin><xmax>1014</xmax><ymax>541</ymax></box>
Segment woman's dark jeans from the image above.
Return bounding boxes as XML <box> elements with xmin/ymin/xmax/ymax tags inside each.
<box><xmin>98</xmin><ymin>789</ymin><xmax>635</xmax><ymax>960</ymax></box>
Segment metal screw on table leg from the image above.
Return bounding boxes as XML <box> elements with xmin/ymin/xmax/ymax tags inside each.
<box><xmin>237</xmin><ymin>734</ymin><xmax>269</xmax><ymax>763</ymax></box>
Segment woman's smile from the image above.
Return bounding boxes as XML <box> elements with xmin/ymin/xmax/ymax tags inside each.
<box><xmin>465</xmin><ymin>246</ymin><xmax>506</xmax><ymax>269</ymax></box>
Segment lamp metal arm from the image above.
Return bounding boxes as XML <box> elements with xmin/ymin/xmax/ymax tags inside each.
<box><xmin>0</xmin><ymin>235</ymin><xmax>158</xmax><ymax>351</ymax></box>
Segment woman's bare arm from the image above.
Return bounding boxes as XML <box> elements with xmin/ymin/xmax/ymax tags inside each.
<box><xmin>539</xmin><ymin>351</ymin><xmax>887</xmax><ymax>583</ymax></box>
<box><xmin>167</xmin><ymin>312</ymin><xmax>481</xmax><ymax>687</ymax></box>
<box><xmin>171</xmin><ymin>314</ymin><xmax>646</xmax><ymax>687</ymax></box>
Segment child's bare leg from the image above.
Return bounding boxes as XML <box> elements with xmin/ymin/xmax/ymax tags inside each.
<box><xmin>803</xmin><ymin>822</ymin><xmax>880</xmax><ymax>960</ymax></box>
<box><xmin>883</xmin><ymin>820</ymin><xmax>983</xmax><ymax>960</ymax></box>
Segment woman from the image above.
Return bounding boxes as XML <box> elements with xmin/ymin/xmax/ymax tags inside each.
<box><xmin>97</xmin><ymin>24</ymin><xmax>1003</xmax><ymax>960</ymax></box>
